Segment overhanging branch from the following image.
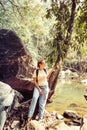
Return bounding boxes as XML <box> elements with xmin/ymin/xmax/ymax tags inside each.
<box><xmin>0</xmin><ymin>1</ymin><xmax>6</xmax><ymax>11</ymax></box>
<box><xmin>64</xmin><ymin>0</ymin><xmax>76</xmax><ymax>45</ymax></box>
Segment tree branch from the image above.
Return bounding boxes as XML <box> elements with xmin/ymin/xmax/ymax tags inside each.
<box><xmin>8</xmin><ymin>0</ymin><xmax>19</xmax><ymax>7</ymax></box>
<box><xmin>48</xmin><ymin>0</ymin><xmax>77</xmax><ymax>100</ymax></box>
<box><xmin>64</xmin><ymin>0</ymin><xmax>76</xmax><ymax>45</ymax></box>
<box><xmin>0</xmin><ymin>1</ymin><xmax>6</xmax><ymax>11</ymax></box>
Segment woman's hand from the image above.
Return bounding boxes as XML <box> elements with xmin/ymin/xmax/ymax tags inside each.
<box><xmin>47</xmin><ymin>68</ymin><xmax>55</xmax><ymax>79</ymax></box>
<box><xmin>38</xmin><ymin>87</ymin><xmax>42</xmax><ymax>94</ymax></box>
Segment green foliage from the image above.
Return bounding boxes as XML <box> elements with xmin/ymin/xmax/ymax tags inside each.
<box><xmin>46</xmin><ymin>1</ymin><xmax>72</xmax><ymax>66</ymax></box>
<box><xmin>72</xmin><ymin>0</ymin><xmax>87</xmax><ymax>58</ymax></box>
<box><xmin>0</xmin><ymin>0</ymin><xmax>56</xmax><ymax>60</ymax></box>
<box><xmin>47</xmin><ymin>0</ymin><xmax>87</xmax><ymax>66</ymax></box>
<box><xmin>0</xmin><ymin>0</ymin><xmax>87</xmax><ymax>67</ymax></box>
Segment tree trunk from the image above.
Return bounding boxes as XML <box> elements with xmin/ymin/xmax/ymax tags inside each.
<box><xmin>48</xmin><ymin>0</ymin><xmax>76</xmax><ymax>101</ymax></box>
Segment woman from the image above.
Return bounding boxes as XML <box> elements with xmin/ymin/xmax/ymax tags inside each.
<box><xmin>27</xmin><ymin>60</ymin><xmax>54</xmax><ymax>122</ymax></box>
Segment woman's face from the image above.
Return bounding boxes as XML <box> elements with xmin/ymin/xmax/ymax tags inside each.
<box><xmin>39</xmin><ymin>61</ymin><xmax>46</xmax><ymax>69</ymax></box>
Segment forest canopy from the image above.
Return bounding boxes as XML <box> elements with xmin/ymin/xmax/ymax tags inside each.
<box><xmin>0</xmin><ymin>0</ymin><xmax>87</xmax><ymax>67</ymax></box>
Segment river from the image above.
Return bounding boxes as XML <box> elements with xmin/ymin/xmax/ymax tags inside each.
<box><xmin>46</xmin><ymin>79</ymin><xmax>87</xmax><ymax>116</ymax></box>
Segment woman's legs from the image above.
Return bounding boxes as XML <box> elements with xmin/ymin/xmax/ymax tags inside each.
<box><xmin>38</xmin><ymin>86</ymin><xmax>49</xmax><ymax>121</ymax></box>
<box><xmin>28</xmin><ymin>87</ymin><xmax>39</xmax><ymax>119</ymax></box>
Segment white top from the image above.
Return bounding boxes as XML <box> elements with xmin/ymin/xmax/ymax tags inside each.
<box><xmin>33</xmin><ymin>69</ymin><xmax>48</xmax><ymax>86</ymax></box>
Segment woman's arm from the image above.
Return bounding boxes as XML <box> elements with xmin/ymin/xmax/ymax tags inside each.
<box><xmin>47</xmin><ymin>68</ymin><xmax>55</xmax><ymax>80</ymax></box>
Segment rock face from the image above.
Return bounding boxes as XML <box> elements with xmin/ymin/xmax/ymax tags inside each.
<box><xmin>0</xmin><ymin>29</ymin><xmax>37</xmax><ymax>129</ymax></box>
<box><xmin>0</xmin><ymin>29</ymin><xmax>26</xmax><ymax>79</ymax></box>
<box><xmin>0</xmin><ymin>81</ymin><xmax>15</xmax><ymax>130</ymax></box>
<box><xmin>0</xmin><ymin>29</ymin><xmax>35</xmax><ymax>99</ymax></box>
<box><xmin>81</xmin><ymin>115</ymin><xmax>87</xmax><ymax>130</ymax></box>
<box><xmin>5</xmin><ymin>109</ymin><xmax>81</xmax><ymax>130</ymax></box>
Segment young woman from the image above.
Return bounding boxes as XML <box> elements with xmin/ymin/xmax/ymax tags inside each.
<box><xmin>27</xmin><ymin>60</ymin><xmax>54</xmax><ymax>122</ymax></box>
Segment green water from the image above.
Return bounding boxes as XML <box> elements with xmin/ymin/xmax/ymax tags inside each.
<box><xmin>46</xmin><ymin>80</ymin><xmax>87</xmax><ymax>116</ymax></box>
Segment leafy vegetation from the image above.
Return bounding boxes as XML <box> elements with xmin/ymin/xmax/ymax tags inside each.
<box><xmin>0</xmin><ymin>0</ymin><xmax>87</xmax><ymax>69</ymax></box>
<box><xmin>0</xmin><ymin>0</ymin><xmax>56</xmax><ymax>60</ymax></box>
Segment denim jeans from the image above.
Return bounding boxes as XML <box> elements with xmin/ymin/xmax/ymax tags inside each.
<box><xmin>28</xmin><ymin>85</ymin><xmax>49</xmax><ymax>120</ymax></box>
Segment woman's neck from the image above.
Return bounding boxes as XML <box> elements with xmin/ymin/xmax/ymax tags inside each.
<box><xmin>39</xmin><ymin>67</ymin><xmax>44</xmax><ymax>70</ymax></box>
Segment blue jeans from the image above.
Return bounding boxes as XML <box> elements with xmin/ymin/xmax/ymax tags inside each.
<box><xmin>28</xmin><ymin>85</ymin><xmax>49</xmax><ymax>120</ymax></box>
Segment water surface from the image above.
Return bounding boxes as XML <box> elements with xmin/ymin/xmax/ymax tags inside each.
<box><xmin>46</xmin><ymin>80</ymin><xmax>87</xmax><ymax>116</ymax></box>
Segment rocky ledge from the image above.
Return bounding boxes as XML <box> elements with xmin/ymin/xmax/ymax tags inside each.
<box><xmin>4</xmin><ymin>105</ymin><xmax>87</xmax><ymax>130</ymax></box>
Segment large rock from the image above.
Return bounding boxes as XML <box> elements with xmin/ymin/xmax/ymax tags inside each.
<box><xmin>27</xmin><ymin>120</ymin><xmax>45</xmax><ymax>130</ymax></box>
<box><xmin>2</xmin><ymin>77</ymin><xmax>34</xmax><ymax>100</ymax></box>
<box><xmin>0</xmin><ymin>29</ymin><xmax>35</xmax><ymax>99</ymax></box>
<box><xmin>0</xmin><ymin>81</ymin><xmax>15</xmax><ymax>107</ymax></box>
<box><xmin>63</xmin><ymin>110</ymin><xmax>79</xmax><ymax>119</ymax></box>
<box><xmin>0</xmin><ymin>29</ymin><xmax>26</xmax><ymax>79</ymax></box>
<box><xmin>81</xmin><ymin>115</ymin><xmax>87</xmax><ymax>130</ymax></box>
<box><xmin>0</xmin><ymin>29</ymin><xmax>37</xmax><ymax>129</ymax></box>
<box><xmin>0</xmin><ymin>81</ymin><xmax>15</xmax><ymax>130</ymax></box>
